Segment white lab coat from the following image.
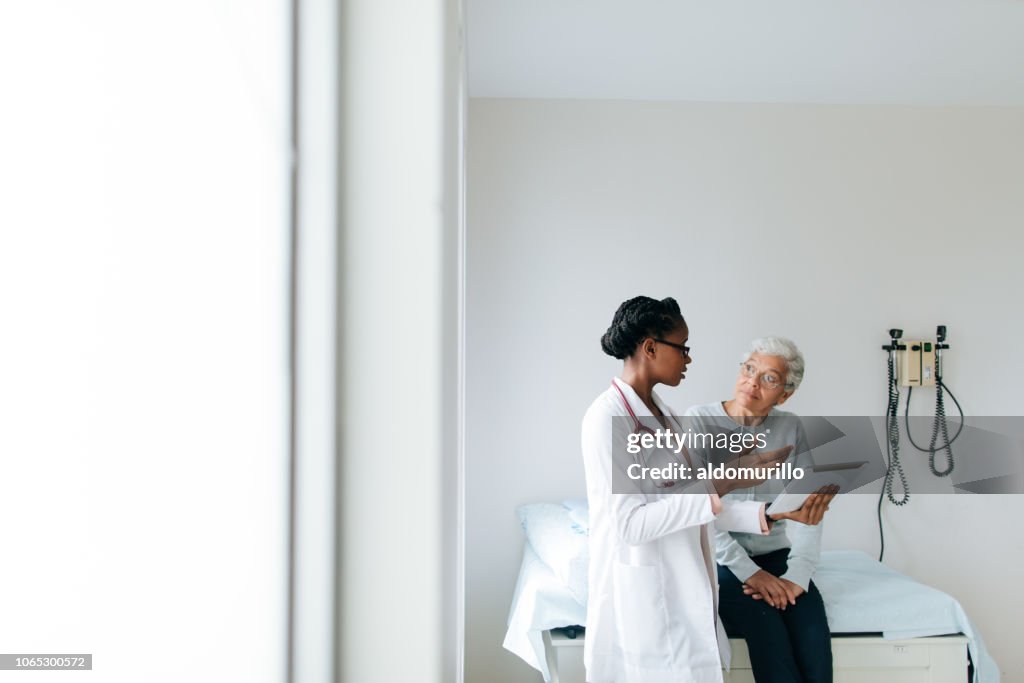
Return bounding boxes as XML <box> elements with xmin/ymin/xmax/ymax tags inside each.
<box><xmin>581</xmin><ymin>378</ymin><xmax>766</xmax><ymax>683</ymax></box>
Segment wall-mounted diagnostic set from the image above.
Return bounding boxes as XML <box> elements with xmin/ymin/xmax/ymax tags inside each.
<box><xmin>878</xmin><ymin>325</ymin><xmax>964</xmax><ymax>560</ymax></box>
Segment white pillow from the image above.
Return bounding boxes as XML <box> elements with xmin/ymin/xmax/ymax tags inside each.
<box><xmin>562</xmin><ymin>499</ymin><xmax>590</xmax><ymax>535</ymax></box>
<box><xmin>562</xmin><ymin>498</ymin><xmax>588</xmax><ymax>512</ymax></box>
<box><xmin>516</xmin><ymin>503</ymin><xmax>589</xmax><ymax>605</ymax></box>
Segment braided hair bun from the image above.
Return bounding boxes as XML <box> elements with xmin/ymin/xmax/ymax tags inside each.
<box><xmin>600</xmin><ymin>296</ymin><xmax>686</xmax><ymax>360</ymax></box>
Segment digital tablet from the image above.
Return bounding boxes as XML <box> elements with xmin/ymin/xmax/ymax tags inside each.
<box><xmin>766</xmin><ymin>461</ymin><xmax>868</xmax><ymax>516</ymax></box>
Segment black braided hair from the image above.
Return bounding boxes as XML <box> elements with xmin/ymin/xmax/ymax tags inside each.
<box><xmin>600</xmin><ymin>296</ymin><xmax>686</xmax><ymax>360</ymax></box>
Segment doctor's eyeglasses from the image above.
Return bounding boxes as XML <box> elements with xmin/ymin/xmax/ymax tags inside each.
<box><xmin>653</xmin><ymin>339</ymin><xmax>690</xmax><ymax>357</ymax></box>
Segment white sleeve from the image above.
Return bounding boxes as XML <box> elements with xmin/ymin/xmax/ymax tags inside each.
<box><xmin>683</xmin><ymin>404</ymin><xmax>767</xmax><ymax>537</ymax></box>
<box><xmin>780</xmin><ymin>424</ymin><xmax>822</xmax><ymax>590</ymax></box>
<box><xmin>582</xmin><ymin>404</ymin><xmax>746</xmax><ymax>546</ymax></box>
<box><xmin>714</xmin><ymin>523</ymin><xmax>764</xmax><ymax>581</ymax></box>
<box><xmin>713</xmin><ymin>499</ymin><xmax>768</xmax><ymax>535</ymax></box>
<box><xmin>611</xmin><ymin>490</ymin><xmax>716</xmax><ymax>546</ymax></box>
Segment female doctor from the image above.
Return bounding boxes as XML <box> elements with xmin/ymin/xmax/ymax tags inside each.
<box><xmin>581</xmin><ymin>296</ymin><xmax>832</xmax><ymax>683</ymax></box>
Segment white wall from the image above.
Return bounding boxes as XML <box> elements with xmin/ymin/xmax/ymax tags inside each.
<box><xmin>466</xmin><ymin>99</ymin><xmax>1024</xmax><ymax>682</ymax></box>
<box><xmin>0</xmin><ymin>4</ymin><xmax>289</xmax><ymax>682</ymax></box>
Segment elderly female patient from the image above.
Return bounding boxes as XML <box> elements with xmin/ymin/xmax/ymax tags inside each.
<box><xmin>685</xmin><ymin>337</ymin><xmax>833</xmax><ymax>683</ymax></box>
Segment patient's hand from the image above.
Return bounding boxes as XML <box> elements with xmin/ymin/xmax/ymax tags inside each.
<box><xmin>770</xmin><ymin>486</ymin><xmax>838</xmax><ymax>526</ymax></box>
<box><xmin>745</xmin><ymin>577</ymin><xmax>806</xmax><ymax>602</ymax></box>
<box><xmin>742</xmin><ymin>570</ymin><xmax>793</xmax><ymax>610</ymax></box>
<box><xmin>743</xmin><ymin>577</ymin><xmax>805</xmax><ymax>607</ymax></box>
<box><xmin>780</xmin><ymin>578</ymin><xmax>804</xmax><ymax>603</ymax></box>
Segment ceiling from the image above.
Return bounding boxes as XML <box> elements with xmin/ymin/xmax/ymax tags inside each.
<box><xmin>466</xmin><ymin>0</ymin><xmax>1024</xmax><ymax>105</ymax></box>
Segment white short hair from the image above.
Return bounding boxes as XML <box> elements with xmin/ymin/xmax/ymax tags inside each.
<box><xmin>741</xmin><ymin>337</ymin><xmax>805</xmax><ymax>392</ymax></box>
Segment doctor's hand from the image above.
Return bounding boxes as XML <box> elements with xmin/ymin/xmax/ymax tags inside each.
<box><xmin>712</xmin><ymin>445</ymin><xmax>794</xmax><ymax>496</ymax></box>
<box><xmin>741</xmin><ymin>570</ymin><xmax>792</xmax><ymax>610</ymax></box>
<box><xmin>770</xmin><ymin>485</ymin><xmax>838</xmax><ymax>526</ymax></box>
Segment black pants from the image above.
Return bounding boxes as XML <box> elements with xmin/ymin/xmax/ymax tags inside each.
<box><xmin>717</xmin><ymin>548</ymin><xmax>833</xmax><ymax>683</ymax></box>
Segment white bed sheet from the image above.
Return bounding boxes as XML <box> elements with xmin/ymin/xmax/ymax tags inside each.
<box><xmin>815</xmin><ymin>550</ymin><xmax>997</xmax><ymax>682</ymax></box>
<box><xmin>504</xmin><ymin>547</ymin><xmax>998</xmax><ymax>683</ymax></box>
<box><xmin>503</xmin><ymin>543</ymin><xmax>586</xmax><ymax>682</ymax></box>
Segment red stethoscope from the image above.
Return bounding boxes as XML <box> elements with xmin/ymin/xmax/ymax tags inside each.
<box><xmin>611</xmin><ymin>381</ymin><xmax>690</xmax><ymax>489</ymax></box>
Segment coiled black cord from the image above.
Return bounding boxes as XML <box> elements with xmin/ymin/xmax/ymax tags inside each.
<box><xmin>879</xmin><ymin>349</ymin><xmax>909</xmax><ymax>562</ymax></box>
<box><xmin>885</xmin><ymin>351</ymin><xmax>910</xmax><ymax>506</ymax></box>
<box><xmin>929</xmin><ymin>382</ymin><xmax>954</xmax><ymax>475</ymax></box>
<box><xmin>903</xmin><ymin>352</ymin><xmax>964</xmax><ymax>477</ymax></box>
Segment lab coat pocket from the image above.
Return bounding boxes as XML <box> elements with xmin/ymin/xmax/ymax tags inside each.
<box><xmin>611</xmin><ymin>562</ymin><xmax>671</xmax><ymax>669</ymax></box>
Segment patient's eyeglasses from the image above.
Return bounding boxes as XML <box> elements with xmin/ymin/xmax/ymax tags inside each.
<box><xmin>653</xmin><ymin>339</ymin><xmax>690</xmax><ymax>358</ymax></box>
<box><xmin>739</xmin><ymin>362</ymin><xmax>786</xmax><ymax>390</ymax></box>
